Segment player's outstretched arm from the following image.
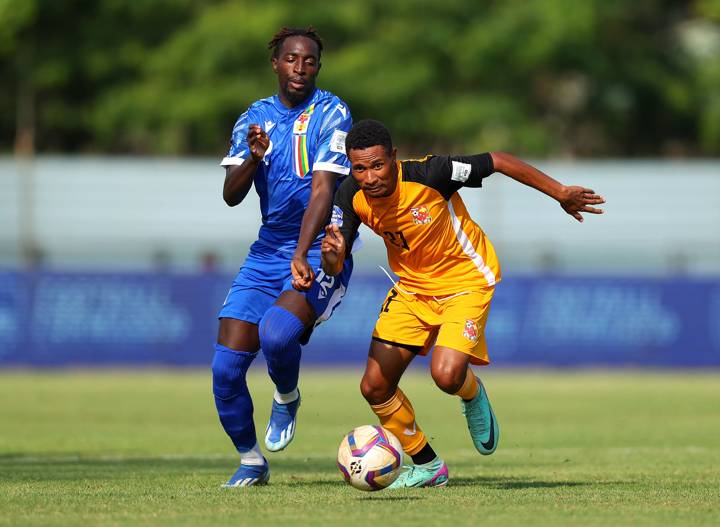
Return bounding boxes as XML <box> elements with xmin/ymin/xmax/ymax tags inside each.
<box><xmin>222</xmin><ymin>124</ymin><xmax>268</xmax><ymax>206</ymax></box>
<box><xmin>321</xmin><ymin>223</ymin><xmax>346</xmax><ymax>276</ymax></box>
<box><xmin>490</xmin><ymin>152</ymin><xmax>605</xmax><ymax>222</ymax></box>
<box><xmin>291</xmin><ymin>171</ymin><xmax>339</xmax><ymax>291</ymax></box>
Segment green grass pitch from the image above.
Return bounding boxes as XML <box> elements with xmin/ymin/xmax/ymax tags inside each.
<box><xmin>1</xmin><ymin>369</ymin><xmax>718</xmax><ymax>526</ymax></box>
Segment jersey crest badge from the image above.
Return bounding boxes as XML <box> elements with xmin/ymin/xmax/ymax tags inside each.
<box><xmin>410</xmin><ymin>206</ymin><xmax>432</xmax><ymax>225</ymax></box>
<box><xmin>293</xmin><ymin>103</ymin><xmax>316</xmax><ymax>135</ymax></box>
<box><xmin>463</xmin><ymin>319</ymin><xmax>478</xmax><ymax>342</ymax></box>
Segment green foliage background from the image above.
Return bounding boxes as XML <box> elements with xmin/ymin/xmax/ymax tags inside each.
<box><xmin>1</xmin><ymin>0</ymin><xmax>719</xmax><ymax>156</ymax></box>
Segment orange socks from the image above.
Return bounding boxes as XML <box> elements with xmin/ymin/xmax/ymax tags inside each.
<box><xmin>371</xmin><ymin>372</ymin><xmax>477</xmax><ymax>455</ymax></box>
<box><xmin>370</xmin><ymin>388</ymin><xmax>427</xmax><ymax>455</ymax></box>
<box><xmin>454</xmin><ymin>369</ymin><xmax>479</xmax><ymax>401</ymax></box>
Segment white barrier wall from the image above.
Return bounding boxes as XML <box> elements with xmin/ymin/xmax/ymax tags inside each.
<box><xmin>1</xmin><ymin>156</ymin><xmax>719</xmax><ymax>275</ymax></box>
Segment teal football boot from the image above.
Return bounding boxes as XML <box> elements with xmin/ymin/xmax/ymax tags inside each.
<box><xmin>387</xmin><ymin>458</ymin><xmax>449</xmax><ymax>489</ymax></box>
<box><xmin>461</xmin><ymin>378</ymin><xmax>500</xmax><ymax>455</ymax></box>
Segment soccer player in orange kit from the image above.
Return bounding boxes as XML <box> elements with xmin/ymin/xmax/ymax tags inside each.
<box><xmin>321</xmin><ymin>119</ymin><xmax>605</xmax><ymax>487</ymax></box>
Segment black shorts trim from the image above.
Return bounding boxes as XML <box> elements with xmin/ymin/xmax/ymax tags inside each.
<box><xmin>371</xmin><ymin>336</ymin><xmax>423</xmax><ymax>355</ymax></box>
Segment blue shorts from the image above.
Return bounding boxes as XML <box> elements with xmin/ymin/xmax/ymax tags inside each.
<box><xmin>219</xmin><ymin>242</ymin><xmax>353</xmax><ymax>339</ymax></box>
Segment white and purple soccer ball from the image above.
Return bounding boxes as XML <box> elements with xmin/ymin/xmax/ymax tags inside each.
<box><xmin>337</xmin><ymin>425</ymin><xmax>403</xmax><ymax>491</ymax></box>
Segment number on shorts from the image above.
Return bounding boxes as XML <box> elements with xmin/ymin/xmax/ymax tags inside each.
<box><xmin>381</xmin><ymin>289</ymin><xmax>399</xmax><ymax>313</ymax></box>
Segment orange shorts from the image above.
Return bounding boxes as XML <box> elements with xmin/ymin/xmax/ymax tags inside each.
<box><xmin>372</xmin><ymin>286</ymin><xmax>495</xmax><ymax>365</ymax></box>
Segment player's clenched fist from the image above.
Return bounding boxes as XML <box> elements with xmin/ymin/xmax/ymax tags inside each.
<box><xmin>290</xmin><ymin>255</ymin><xmax>315</xmax><ymax>292</ymax></box>
<box><xmin>247</xmin><ymin>124</ymin><xmax>270</xmax><ymax>162</ymax></box>
<box><xmin>321</xmin><ymin>223</ymin><xmax>345</xmax><ymax>276</ymax></box>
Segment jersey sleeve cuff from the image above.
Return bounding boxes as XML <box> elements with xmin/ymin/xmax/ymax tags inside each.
<box><xmin>312</xmin><ymin>161</ymin><xmax>350</xmax><ymax>175</ymax></box>
<box><xmin>220</xmin><ymin>156</ymin><xmax>246</xmax><ymax>167</ymax></box>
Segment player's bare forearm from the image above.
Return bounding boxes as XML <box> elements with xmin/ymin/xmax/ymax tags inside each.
<box><xmin>291</xmin><ymin>171</ymin><xmax>338</xmax><ymax>290</ymax></box>
<box><xmin>223</xmin><ymin>124</ymin><xmax>269</xmax><ymax>207</ymax></box>
<box><xmin>321</xmin><ymin>223</ymin><xmax>346</xmax><ymax>276</ymax></box>
<box><xmin>490</xmin><ymin>152</ymin><xmax>605</xmax><ymax>222</ymax></box>
<box><xmin>294</xmin><ymin>171</ymin><xmax>338</xmax><ymax>259</ymax></box>
<box><xmin>223</xmin><ymin>161</ymin><xmax>257</xmax><ymax>206</ymax></box>
<box><xmin>490</xmin><ymin>152</ymin><xmax>565</xmax><ymax>200</ymax></box>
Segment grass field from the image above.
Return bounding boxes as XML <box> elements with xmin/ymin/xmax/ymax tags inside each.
<box><xmin>0</xmin><ymin>369</ymin><xmax>718</xmax><ymax>526</ymax></box>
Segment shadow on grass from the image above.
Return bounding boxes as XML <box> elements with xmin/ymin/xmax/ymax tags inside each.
<box><xmin>0</xmin><ymin>454</ymin><xmax>619</xmax><ymax>491</ymax></box>
<box><xmin>357</xmin><ymin>495</ymin><xmax>425</xmax><ymax>501</ymax></box>
<box><xmin>0</xmin><ymin>453</ymin><xmax>327</xmax><ymax>468</ymax></box>
<box><xmin>0</xmin><ymin>453</ymin><xmax>342</xmax><ymax>484</ymax></box>
<box><xmin>450</xmin><ymin>476</ymin><xmax>595</xmax><ymax>489</ymax></box>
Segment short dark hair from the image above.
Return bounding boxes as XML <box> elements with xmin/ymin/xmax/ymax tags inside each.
<box><xmin>345</xmin><ymin>119</ymin><xmax>393</xmax><ymax>154</ymax></box>
<box><xmin>268</xmin><ymin>26</ymin><xmax>323</xmax><ymax>59</ymax></box>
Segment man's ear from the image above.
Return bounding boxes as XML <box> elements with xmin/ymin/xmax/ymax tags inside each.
<box><xmin>271</xmin><ymin>57</ymin><xmax>278</xmax><ymax>73</ymax></box>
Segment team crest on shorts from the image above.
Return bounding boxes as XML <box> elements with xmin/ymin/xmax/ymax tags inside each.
<box><xmin>463</xmin><ymin>319</ymin><xmax>478</xmax><ymax>342</ymax></box>
<box><xmin>410</xmin><ymin>206</ymin><xmax>432</xmax><ymax>225</ymax></box>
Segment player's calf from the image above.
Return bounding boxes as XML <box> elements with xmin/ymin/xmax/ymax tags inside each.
<box><xmin>211</xmin><ymin>344</ymin><xmax>258</xmax><ymax>452</ymax></box>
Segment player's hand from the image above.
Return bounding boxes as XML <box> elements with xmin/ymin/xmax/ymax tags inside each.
<box><xmin>559</xmin><ymin>186</ymin><xmax>605</xmax><ymax>222</ymax></box>
<box><xmin>321</xmin><ymin>224</ymin><xmax>345</xmax><ymax>274</ymax></box>
<box><xmin>291</xmin><ymin>255</ymin><xmax>315</xmax><ymax>291</ymax></box>
<box><xmin>247</xmin><ymin>124</ymin><xmax>269</xmax><ymax>162</ymax></box>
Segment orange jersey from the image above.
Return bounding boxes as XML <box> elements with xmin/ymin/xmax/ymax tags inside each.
<box><xmin>332</xmin><ymin>154</ymin><xmax>501</xmax><ymax>295</ymax></box>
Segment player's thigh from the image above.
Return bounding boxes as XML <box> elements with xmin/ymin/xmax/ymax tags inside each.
<box><xmin>435</xmin><ymin>288</ymin><xmax>494</xmax><ymax>366</ymax></box>
<box><xmin>217</xmin><ymin>252</ymin><xmax>287</xmax><ymax>351</ymax></box>
<box><xmin>280</xmin><ymin>254</ymin><xmax>354</xmax><ymax>326</ymax></box>
<box><xmin>275</xmin><ymin>289</ymin><xmax>316</xmax><ymax>326</ymax></box>
<box><xmin>373</xmin><ymin>288</ymin><xmax>434</xmax><ymax>352</ymax></box>
<box><xmin>361</xmin><ymin>339</ymin><xmax>417</xmax><ymax>404</ymax></box>
<box><xmin>218</xmin><ymin>317</ymin><xmax>260</xmax><ymax>352</ymax></box>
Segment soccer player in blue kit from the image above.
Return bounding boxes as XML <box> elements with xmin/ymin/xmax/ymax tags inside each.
<box><xmin>212</xmin><ymin>27</ymin><xmax>353</xmax><ymax>487</ymax></box>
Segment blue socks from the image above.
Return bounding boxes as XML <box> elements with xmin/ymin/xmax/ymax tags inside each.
<box><xmin>211</xmin><ymin>343</ymin><xmax>257</xmax><ymax>453</ymax></box>
<box><xmin>212</xmin><ymin>308</ymin><xmax>306</xmax><ymax>454</ymax></box>
<box><xmin>259</xmin><ymin>306</ymin><xmax>306</xmax><ymax>394</ymax></box>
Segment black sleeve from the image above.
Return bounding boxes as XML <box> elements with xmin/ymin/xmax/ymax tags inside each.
<box><xmin>331</xmin><ymin>177</ymin><xmax>362</xmax><ymax>252</ymax></box>
<box><xmin>422</xmin><ymin>153</ymin><xmax>495</xmax><ymax>200</ymax></box>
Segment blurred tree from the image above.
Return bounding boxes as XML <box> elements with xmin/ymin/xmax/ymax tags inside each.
<box><xmin>0</xmin><ymin>0</ymin><xmax>212</xmax><ymax>154</ymax></box>
<box><xmin>0</xmin><ymin>0</ymin><xmax>718</xmax><ymax>156</ymax></box>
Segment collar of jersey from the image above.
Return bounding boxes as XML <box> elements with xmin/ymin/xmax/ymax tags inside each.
<box><xmin>271</xmin><ymin>88</ymin><xmax>319</xmax><ymax>114</ymax></box>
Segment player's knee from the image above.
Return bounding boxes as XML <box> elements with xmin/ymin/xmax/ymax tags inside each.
<box><xmin>360</xmin><ymin>373</ymin><xmax>394</xmax><ymax>405</ymax></box>
<box><xmin>431</xmin><ymin>363</ymin><xmax>465</xmax><ymax>394</ymax></box>
<box><xmin>258</xmin><ymin>306</ymin><xmax>305</xmax><ymax>359</ymax></box>
<box><xmin>212</xmin><ymin>343</ymin><xmax>256</xmax><ymax>400</ymax></box>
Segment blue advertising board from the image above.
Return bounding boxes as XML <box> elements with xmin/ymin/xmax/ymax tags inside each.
<box><xmin>0</xmin><ymin>270</ymin><xmax>718</xmax><ymax>367</ymax></box>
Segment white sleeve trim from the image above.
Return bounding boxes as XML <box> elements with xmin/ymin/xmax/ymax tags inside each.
<box><xmin>312</xmin><ymin>161</ymin><xmax>350</xmax><ymax>175</ymax></box>
<box><xmin>220</xmin><ymin>156</ymin><xmax>246</xmax><ymax>167</ymax></box>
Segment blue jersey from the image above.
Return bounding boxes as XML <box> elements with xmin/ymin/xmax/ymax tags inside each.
<box><xmin>221</xmin><ymin>88</ymin><xmax>353</xmax><ymax>253</ymax></box>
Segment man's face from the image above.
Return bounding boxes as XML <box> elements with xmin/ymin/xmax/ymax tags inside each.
<box><xmin>272</xmin><ymin>36</ymin><xmax>321</xmax><ymax>107</ymax></box>
<box><xmin>348</xmin><ymin>145</ymin><xmax>398</xmax><ymax>198</ymax></box>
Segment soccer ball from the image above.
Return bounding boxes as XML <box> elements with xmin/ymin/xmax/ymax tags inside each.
<box><xmin>336</xmin><ymin>425</ymin><xmax>403</xmax><ymax>491</ymax></box>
